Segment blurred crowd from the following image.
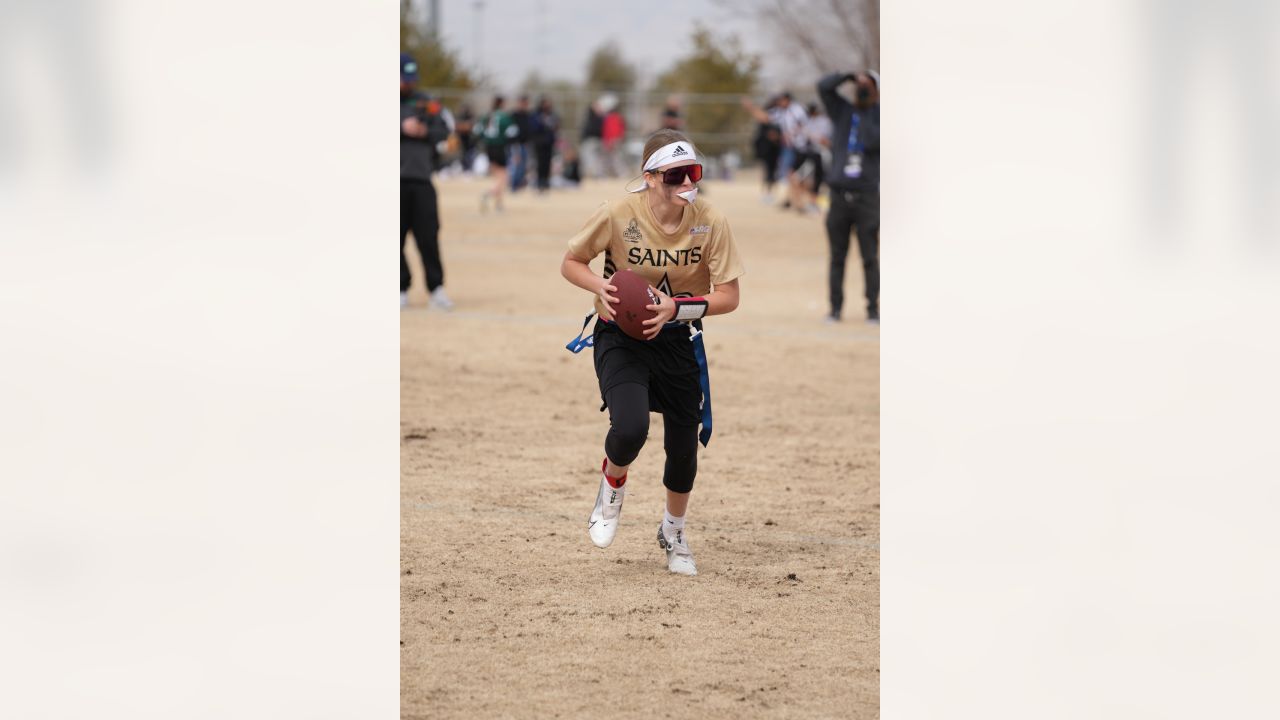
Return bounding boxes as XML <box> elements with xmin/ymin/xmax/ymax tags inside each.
<box><xmin>406</xmin><ymin>88</ymin><xmax>638</xmax><ymax>195</ymax></box>
<box><xmin>402</xmin><ymin>51</ymin><xmax>881</xmax><ymax>324</ymax></box>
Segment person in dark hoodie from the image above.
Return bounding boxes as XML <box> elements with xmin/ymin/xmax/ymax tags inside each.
<box><xmin>400</xmin><ymin>52</ymin><xmax>454</xmax><ymax>311</ymax></box>
<box><xmin>818</xmin><ymin>70</ymin><xmax>880</xmax><ymax>324</ymax></box>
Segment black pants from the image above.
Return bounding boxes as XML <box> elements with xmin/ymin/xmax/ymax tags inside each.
<box><xmin>759</xmin><ymin>148</ymin><xmax>780</xmax><ymax>190</ymax></box>
<box><xmin>593</xmin><ymin>321</ymin><xmax>701</xmax><ymax>494</ymax></box>
<box><xmin>826</xmin><ymin>188</ymin><xmax>880</xmax><ymax>318</ymax></box>
<box><xmin>534</xmin><ymin>143</ymin><xmax>554</xmax><ymax>191</ymax></box>
<box><xmin>791</xmin><ymin>150</ymin><xmax>825</xmax><ymax>195</ymax></box>
<box><xmin>809</xmin><ymin>153</ymin><xmax>825</xmax><ymax>195</ymax></box>
<box><xmin>401</xmin><ymin>178</ymin><xmax>443</xmax><ymax>293</ymax></box>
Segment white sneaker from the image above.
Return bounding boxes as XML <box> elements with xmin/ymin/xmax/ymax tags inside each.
<box><xmin>657</xmin><ymin>524</ymin><xmax>698</xmax><ymax>576</ymax></box>
<box><xmin>428</xmin><ymin>287</ymin><xmax>455</xmax><ymax>311</ymax></box>
<box><xmin>587</xmin><ymin>469</ymin><xmax>625</xmax><ymax>548</ymax></box>
<box><xmin>400</xmin><ymin>291</ymin><xmax>409</xmax><ymax>309</ymax></box>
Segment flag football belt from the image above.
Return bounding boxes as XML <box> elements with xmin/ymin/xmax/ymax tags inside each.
<box><xmin>564</xmin><ymin>312</ymin><xmax>714</xmax><ymax>447</ymax></box>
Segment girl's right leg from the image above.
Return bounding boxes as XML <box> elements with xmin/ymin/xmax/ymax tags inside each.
<box><xmin>587</xmin><ymin>382</ymin><xmax>649</xmax><ymax>549</ymax></box>
<box><xmin>604</xmin><ymin>382</ymin><xmax>650</xmax><ymax>473</ymax></box>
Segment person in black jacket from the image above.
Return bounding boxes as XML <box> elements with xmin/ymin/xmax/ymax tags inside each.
<box><xmin>401</xmin><ymin>52</ymin><xmax>454</xmax><ymax>311</ymax></box>
<box><xmin>530</xmin><ymin>96</ymin><xmax>559</xmax><ymax>193</ymax></box>
<box><xmin>818</xmin><ymin>70</ymin><xmax>880</xmax><ymax>324</ymax></box>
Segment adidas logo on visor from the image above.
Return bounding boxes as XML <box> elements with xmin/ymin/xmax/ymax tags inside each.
<box><xmin>672</xmin><ymin>145</ymin><xmax>688</xmax><ymax>156</ymax></box>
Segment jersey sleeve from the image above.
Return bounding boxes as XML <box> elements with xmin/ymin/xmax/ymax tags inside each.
<box><xmin>566</xmin><ymin>202</ymin><xmax>613</xmax><ymax>261</ymax></box>
<box><xmin>706</xmin><ymin>213</ymin><xmax>745</xmax><ymax>286</ymax></box>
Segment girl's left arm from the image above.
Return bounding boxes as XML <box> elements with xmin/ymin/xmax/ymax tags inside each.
<box><xmin>705</xmin><ymin>278</ymin><xmax>740</xmax><ymax>316</ymax></box>
<box><xmin>643</xmin><ymin>279</ymin><xmax>740</xmax><ymax>336</ymax></box>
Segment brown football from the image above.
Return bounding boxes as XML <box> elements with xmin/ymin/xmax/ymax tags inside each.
<box><xmin>608</xmin><ymin>269</ymin><xmax>659</xmax><ymax>340</ymax></box>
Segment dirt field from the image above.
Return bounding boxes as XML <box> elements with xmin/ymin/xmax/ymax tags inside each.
<box><xmin>401</xmin><ymin>173</ymin><xmax>879</xmax><ymax>719</ymax></box>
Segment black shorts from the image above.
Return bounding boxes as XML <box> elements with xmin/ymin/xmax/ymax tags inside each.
<box><xmin>592</xmin><ymin>320</ymin><xmax>702</xmax><ymax>427</ymax></box>
<box><xmin>485</xmin><ymin>144</ymin><xmax>508</xmax><ymax>168</ymax></box>
<box><xmin>790</xmin><ymin>149</ymin><xmax>815</xmax><ymax>173</ymax></box>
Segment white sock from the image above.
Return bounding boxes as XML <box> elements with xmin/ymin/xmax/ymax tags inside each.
<box><xmin>663</xmin><ymin>508</ymin><xmax>684</xmax><ymax>539</ymax></box>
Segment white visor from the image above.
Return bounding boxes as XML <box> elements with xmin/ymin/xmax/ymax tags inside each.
<box><xmin>643</xmin><ymin>141</ymin><xmax>697</xmax><ymax>171</ymax></box>
<box><xmin>628</xmin><ymin>141</ymin><xmax>699</xmax><ymax>193</ymax></box>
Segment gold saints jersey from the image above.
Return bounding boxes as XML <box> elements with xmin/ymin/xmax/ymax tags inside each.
<box><xmin>567</xmin><ymin>192</ymin><xmax>745</xmax><ymax>317</ymax></box>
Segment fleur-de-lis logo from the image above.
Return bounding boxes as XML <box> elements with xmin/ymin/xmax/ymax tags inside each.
<box><xmin>623</xmin><ymin>218</ymin><xmax>642</xmax><ymax>243</ymax></box>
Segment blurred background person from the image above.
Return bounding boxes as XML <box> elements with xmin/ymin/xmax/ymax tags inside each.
<box><xmin>400</xmin><ymin>52</ymin><xmax>454</xmax><ymax>311</ymax></box>
<box><xmin>599</xmin><ymin>94</ymin><xmax>626</xmax><ymax>178</ymax></box>
<box><xmin>580</xmin><ymin>98</ymin><xmax>605</xmax><ymax>180</ymax></box>
<box><xmin>559</xmin><ymin>143</ymin><xmax>582</xmax><ymax>188</ymax></box>
<box><xmin>783</xmin><ymin>100</ymin><xmax>817</xmax><ymax>214</ymax></box>
<box><xmin>531</xmin><ymin>96</ymin><xmax>560</xmax><ymax>194</ymax></box>
<box><xmin>819</xmin><ymin>70</ymin><xmax>880</xmax><ymax>324</ymax></box>
<box><xmin>477</xmin><ymin>95</ymin><xmax>517</xmax><ymax>213</ymax></box>
<box><xmin>453</xmin><ymin>103</ymin><xmax>478</xmax><ymax>174</ymax></box>
<box><xmin>773</xmin><ymin>92</ymin><xmax>809</xmax><ymax>210</ymax></box>
<box><xmin>790</xmin><ymin>102</ymin><xmax>831</xmax><ymax>215</ymax></box>
<box><xmin>661</xmin><ymin>95</ymin><xmax>684</xmax><ymax>131</ymax></box>
<box><xmin>508</xmin><ymin>95</ymin><xmax>533</xmax><ymax>192</ymax></box>
<box><xmin>743</xmin><ymin>95</ymin><xmax>783</xmax><ymax>204</ymax></box>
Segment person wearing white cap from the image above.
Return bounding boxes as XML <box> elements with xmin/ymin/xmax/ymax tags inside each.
<box><xmin>559</xmin><ymin>129</ymin><xmax>745</xmax><ymax>576</ymax></box>
<box><xmin>819</xmin><ymin>69</ymin><xmax>880</xmax><ymax>324</ymax></box>
<box><xmin>599</xmin><ymin>94</ymin><xmax>627</xmax><ymax>179</ymax></box>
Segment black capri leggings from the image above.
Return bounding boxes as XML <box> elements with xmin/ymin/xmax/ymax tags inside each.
<box><xmin>604</xmin><ymin>382</ymin><xmax>700</xmax><ymax>494</ymax></box>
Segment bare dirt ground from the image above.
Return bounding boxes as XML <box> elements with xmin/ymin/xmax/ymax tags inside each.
<box><xmin>401</xmin><ymin>172</ymin><xmax>879</xmax><ymax>719</ymax></box>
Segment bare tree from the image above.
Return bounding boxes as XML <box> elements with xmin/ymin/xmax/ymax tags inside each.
<box><xmin>720</xmin><ymin>0</ymin><xmax>879</xmax><ymax>83</ymax></box>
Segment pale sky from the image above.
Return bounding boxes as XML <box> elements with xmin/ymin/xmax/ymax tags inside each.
<box><xmin>432</xmin><ymin>0</ymin><xmax>787</xmax><ymax>93</ymax></box>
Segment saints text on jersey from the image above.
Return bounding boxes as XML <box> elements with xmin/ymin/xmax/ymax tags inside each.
<box><xmin>627</xmin><ymin>246</ymin><xmax>703</xmax><ymax>267</ymax></box>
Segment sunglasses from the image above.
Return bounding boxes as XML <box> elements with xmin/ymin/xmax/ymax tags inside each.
<box><xmin>649</xmin><ymin>164</ymin><xmax>703</xmax><ymax>185</ymax></box>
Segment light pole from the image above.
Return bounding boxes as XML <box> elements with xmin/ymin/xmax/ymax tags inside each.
<box><xmin>472</xmin><ymin>1</ymin><xmax>485</xmax><ymax>74</ymax></box>
<box><xmin>427</xmin><ymin>0</ymin><xmax>440</xmax><ymax>40</ymax></box>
